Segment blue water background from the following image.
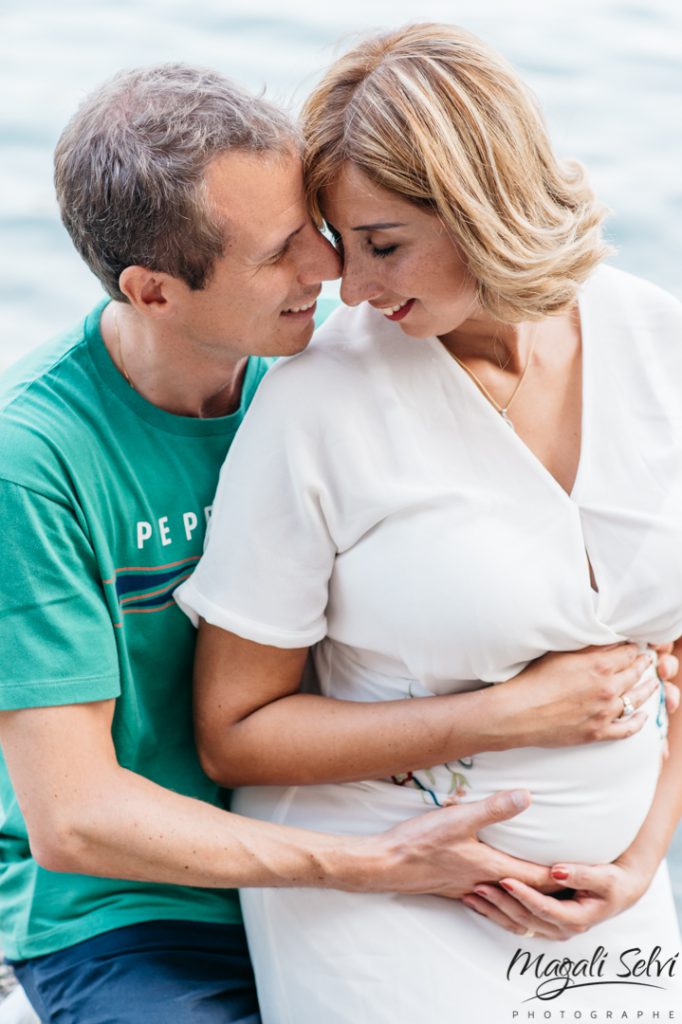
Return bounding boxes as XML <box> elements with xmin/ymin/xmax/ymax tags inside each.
<box><xmin>1</xmin><ymin>0</ymin><xmax>682</xmax><ymax>907</ymax></box>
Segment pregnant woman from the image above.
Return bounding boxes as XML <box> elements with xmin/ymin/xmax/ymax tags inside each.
<box><xmin>176</xmin><ymin>24</ymin><xmax>682</xmax><ymax>1020</ymax></box>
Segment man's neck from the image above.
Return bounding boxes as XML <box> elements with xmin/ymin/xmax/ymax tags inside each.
<box><xmin>101</xmin><ymin>302</ymin><xmax>248</xmax><ymax>418</ymax></box>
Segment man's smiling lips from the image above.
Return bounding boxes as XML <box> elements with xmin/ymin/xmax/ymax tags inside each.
<box><xmin>373</xmin><ymin>298</ymin><xmax>415</xmax><ymax>322</ymax></box>
<box><xmin>280</xmin><ymin>297</ymin><xmax>318</xmax><ymax>320</ymax></box>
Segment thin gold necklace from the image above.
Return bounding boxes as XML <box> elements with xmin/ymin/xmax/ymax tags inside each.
<box><xmin>449</xmin><ymin>331</ymin><xmax>538</xmax><ymax>431</ymax></box>
<box><xmin>110</xmin><ymin>306</ymin><xmax>237</xmax><ymax>416</ymax></box>
<box><xmin>112</xmin><ymin>305</ymin><xmax>136</xmax><ymax>390</ymax></box>
<box><xmin>492</xmin><ymin>334</ymin><xmax>512</xmax><ymax>371</ymax></box>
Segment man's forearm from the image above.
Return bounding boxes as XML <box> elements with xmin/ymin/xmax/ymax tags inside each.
<box><xmin>2</xmin><ymin>699</ymin><xmax>557</xmax><ymax>899</ymax></box>
<box><xmin>36</xmin><ymin>762</ymin><xmax>556</xmax><ymax>901</ymax></box>
<box><xmin>41</xmin><ymin>760</ymin><xmax>371</xmax><ymax>890</ymax></box>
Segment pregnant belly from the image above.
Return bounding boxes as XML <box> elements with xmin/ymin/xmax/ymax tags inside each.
<box><xmin>469</xmin><ymin>685</ymin><xmax>664</xmax><ymax>864</ymax></box>
<box><xmin>233</xmin><ymin>686</ymin><xmax>665</xmax><ymax>866</ymax></box>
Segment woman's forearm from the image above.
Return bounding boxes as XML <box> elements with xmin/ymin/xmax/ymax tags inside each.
<box><xmin>195</xmin><ymin>625</ymin><xmax>654</xmax><ymax>787</ymax></box>
<box><xmin>618</xmin><ymin>639</ymin><xmax>682</xmax><ymax>877</ymax></box>
<box><xmin>201</xmin><ymin>687</ymin><xmax>501</xmax><ymax>786</ymax></box>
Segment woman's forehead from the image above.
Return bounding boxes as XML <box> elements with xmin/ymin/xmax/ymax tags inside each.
<box><xmin>321</xmin><ymin>165</ymin><xmax>410</xmax><ymax>221</ymax></box>
<box><xmin>320</xmin><ymin>166</ymin><xmax>434</xmax><ymax>232</ymax></box>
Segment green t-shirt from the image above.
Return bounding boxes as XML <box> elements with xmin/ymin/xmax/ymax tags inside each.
<box><xmin>0</xmin><ymin>300</ymin><xmax>280</xmax><ymax>959</ymax></box>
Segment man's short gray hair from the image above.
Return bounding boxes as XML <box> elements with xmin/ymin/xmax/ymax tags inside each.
<box><xmin>54</xmin><ymin>63</ymin><xmax>297</xmax><ymax>300</ymax></box>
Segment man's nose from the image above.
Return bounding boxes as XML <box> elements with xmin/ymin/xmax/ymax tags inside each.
<box><xmin>298</xmin><ymin>229</ymin><xmax>342</xmax><ymax>285</ymax></box>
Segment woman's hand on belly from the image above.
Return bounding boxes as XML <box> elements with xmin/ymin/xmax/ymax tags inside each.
<box><xmin>494</xmin><ymin>644</ymin><xmax>661</xmax><ymax>749</ymax></box>
<box><xmin>460</xmin><ymin>856</ymin><xmax>651</xmax><ymax>942</ymax></box>
<box><xmin>462</xmin><ymin>638</ymin><xmax>682</xmax><ymax>940</ymax></box>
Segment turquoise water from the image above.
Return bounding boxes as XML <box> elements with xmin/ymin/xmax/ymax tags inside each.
<box><xmin>1</xmin><ymin>0</ymin><xmax>681</xmax><ymax>907</ymax></box>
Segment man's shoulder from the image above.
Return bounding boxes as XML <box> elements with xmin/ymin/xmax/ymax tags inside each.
<box><xmin>0</xmin><ymin>306</ymin><xmax>99</xmax><ymax>407</ymax></box>
<box><xmin>0</xmin><ymin>305</ymin><xmax>104</xmax><ymax>492</ymax></box>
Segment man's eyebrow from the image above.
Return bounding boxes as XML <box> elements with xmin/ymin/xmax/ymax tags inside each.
<box><xmin>258</xmin><ymin>223</ymin><xmax>306</xmax><ymax>260</ymax></box>
<box><xmin>351</xmin><ymin>222</ymin><xmax>406</xmax><ymax>232</ymax></box>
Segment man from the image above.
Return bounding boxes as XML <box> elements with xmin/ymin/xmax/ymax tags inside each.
<box><xmin>0</xmin><ymin>64</ymin><xmax>552</xmax><ymax>1024</ymax></box>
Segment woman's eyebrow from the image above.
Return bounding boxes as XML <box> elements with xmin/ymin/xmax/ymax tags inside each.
<box><xmin>351</xmin><ymin>222</ymin><xmax>406</xmax><ymax>231</ymax></box>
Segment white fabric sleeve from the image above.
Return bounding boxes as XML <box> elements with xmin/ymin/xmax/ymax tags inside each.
<box><xmin>175</xmin><ymin>364</ymin><xmax>337</xmax><ymax>648</ymax></box>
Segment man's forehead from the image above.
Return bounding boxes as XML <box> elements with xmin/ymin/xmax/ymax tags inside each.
<box><xmin>204</xmin><ymin>149</ymin><xmax>305</xmax><ymax>245</ymax></box>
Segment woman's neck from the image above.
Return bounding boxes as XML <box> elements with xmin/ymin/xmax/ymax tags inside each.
<box><xmin>438</xmin><ymin>317</ymin><xmax>539</xmax><ymax>374</ymax></box>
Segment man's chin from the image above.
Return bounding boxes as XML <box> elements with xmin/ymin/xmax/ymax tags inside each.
<box><xmin>272</xmin><ymin>320</ymin><xmax>315</xmax><ymax>356</ymax></box>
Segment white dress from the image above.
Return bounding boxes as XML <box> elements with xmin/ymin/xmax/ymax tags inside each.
<box><xmin>176</xmin><ymin>265</ymin><xmax>682</xmax><ymax>1021</ymax></box>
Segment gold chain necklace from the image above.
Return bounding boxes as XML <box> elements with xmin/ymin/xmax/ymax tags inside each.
<box><xmin>449</xmin><ymin>331</ymin><xmax>538</xmax><ymax>430</ymax></box>
<box><xmin>112</xmin><ymin>305</ymin><xmax>136</xmax><ymax>391</ymax></box>
<box><xmin>110</xmin><ymin>306</ymin><xmax>243</xmax><ymax>417</ymax></box>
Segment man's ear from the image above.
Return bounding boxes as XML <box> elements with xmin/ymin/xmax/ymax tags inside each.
<box><xmin>118</xmin><ymin>266</ymin><xmax>187</xmax><ymax>320</ymax></box>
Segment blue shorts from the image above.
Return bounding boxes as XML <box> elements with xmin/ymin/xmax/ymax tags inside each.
<box><xmin>10</xmin><ymin>920</ymin><xmax>261</xmax><ymax>1024</ymax></box>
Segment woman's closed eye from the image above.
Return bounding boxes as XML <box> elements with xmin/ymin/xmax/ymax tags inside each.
<box><xmin>370</xmin><ymin>243</ymin><xmax>398</xmax><ymax>258</ymax></box>
<box><xmin>325</xmin><ymin>222</ymin><xmax>398</xmax><ymax>259</ymax></box>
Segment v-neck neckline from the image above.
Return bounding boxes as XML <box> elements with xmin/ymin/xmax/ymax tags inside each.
<box><xmin>427</xmin><ymin>275</ymin><xmax>605</xmax><ymax>606</ymax></box>
<box><xmin>427</xmin><ymin>276</ymin><xmax>591</xmax><ymax>507</ymax></box>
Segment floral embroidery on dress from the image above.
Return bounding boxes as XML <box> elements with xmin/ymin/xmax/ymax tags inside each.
<box><xmin>390</xmin><ymin>760</ymin><xmax>473</xmax><ymax>808</ymax></box>
<box><xmin>389</xmin><ymin>684</ymin><xmax>474</xmax><ymax>806</ymax></box>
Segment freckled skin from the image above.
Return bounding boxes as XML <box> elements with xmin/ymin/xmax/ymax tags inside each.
<box><xmin>321</xmin><ymin>163</ymin><xmax>480</xmax><ymax>341</ymax></box>
<box><xmin>322</xmin><ymin>162</ymin><xmax>586</xmax><ymax>497</ymax></box>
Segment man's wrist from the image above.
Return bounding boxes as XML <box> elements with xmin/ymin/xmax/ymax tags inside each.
<box><xmin>315</xmin><ymin>833</ymin><xmax>396</xmax><ymax>894</ymax></box>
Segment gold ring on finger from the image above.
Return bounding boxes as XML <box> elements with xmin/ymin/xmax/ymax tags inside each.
<box><xmin>619</xmin><ymin>694</ymin><xmax>635</xmax><ymax>719</ymax></box>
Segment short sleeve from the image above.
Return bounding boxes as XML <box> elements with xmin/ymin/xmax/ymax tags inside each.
<box><xmin>0</xmin><ymin>480</ymin><xmax>120</xmax><ymax>709</ymax></box>
<box><xmin>175</xmin><ymin>368</ymin><xmax>337</xmax><ymax>648</ymax></box>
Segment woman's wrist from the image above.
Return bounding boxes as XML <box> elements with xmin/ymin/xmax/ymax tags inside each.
<box><xmin>469</xmin><ymin>679</ymin><xmax>528</xmax><ymax>752</ymax></box>
<box><xmin>614</xmin><ymin>842</ymin><xmax>663</xmax><ymax>894</ymax></box>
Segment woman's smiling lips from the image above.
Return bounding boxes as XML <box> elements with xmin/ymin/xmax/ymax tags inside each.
<box><xmin>374</xmin><ymin>298</ymin><xmax>415</xmax><ymax>321</ymax></box>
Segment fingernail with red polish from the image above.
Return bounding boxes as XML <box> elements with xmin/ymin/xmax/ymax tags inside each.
<box><xmin>552</xmin><ymin>869</ymin><xmax>569</xmax><ymax>880</ymax></box>
<box><xmin>500</xmin><ymin>881</ymin><xmax>514</xmax><ymax>893</ymax></box>
<box><xmin>473</xmin><ymin>888</ymin><xmax>488</xmax><ymax>898</ymax></box>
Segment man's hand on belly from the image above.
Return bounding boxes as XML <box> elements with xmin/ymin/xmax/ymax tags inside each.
<box><xmin>349</xmin><ymin>789</ymin><xmax>559</xmax><ymax>900</ymax></box>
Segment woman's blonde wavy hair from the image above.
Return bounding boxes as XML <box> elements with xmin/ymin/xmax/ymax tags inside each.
<box><xmin>302</xmin><ymin>23</ymin><xmax>611</xmax><ymax>322</ymax></box>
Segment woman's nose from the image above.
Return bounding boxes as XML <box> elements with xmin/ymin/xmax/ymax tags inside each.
<box><xmin>339</xmin><ymin>259</ymin><xmax>382</xmax><ymax>307</ymax></box>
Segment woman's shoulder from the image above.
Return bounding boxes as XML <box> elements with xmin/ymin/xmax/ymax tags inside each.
<box><xmin>230</xmin><ymin>303</ymin><xmax>409</xmax><ymax>464</ymax></box>
<box><xmin>583</xmin><ymin>264</ymin><xmax>682</xmax><ymax>391</ymax></box>
<box><xmin>261</xmin><ymin>302</ymin><xmax>409</xmax><ymax>401</ymax></box>
<box><xmin>584</xmin><ymin>263</ymin><xmax>682</xmax><ymax>325</ymax></box>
